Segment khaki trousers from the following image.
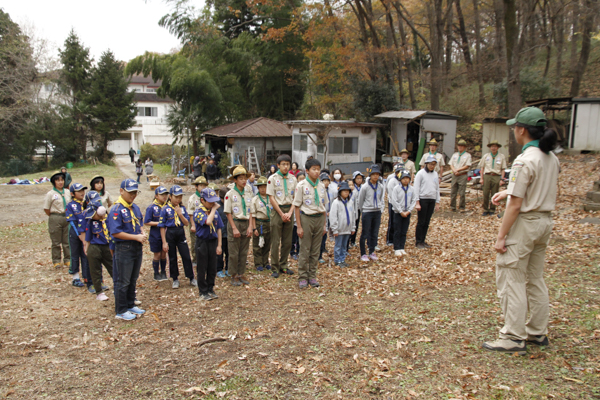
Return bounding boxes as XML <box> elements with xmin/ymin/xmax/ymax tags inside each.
<box><xmin>48</xmin><ymin>213</ymin><xmax>70</xmax><ymax>264</ymax></box>
<box><xmin>270</xmin><ymin>205</ymin><xmax>294</xmax><ymax>273</ymax></box>
<box><xmin>482</xmin><ymin>174</ymin><xmax>501</xmax><ymax>212</ymax></box>
<box><xmin>228</xmin><ymin>219</ymin><xmax>250</xmax><ymax>276</ymax></box>
<box><xmin>189</xmin><ymin>225</ymin><xmax>196</xmax><ymax>263</ymax></box>
<box><xmin>450</xmin><ymin>174</ymin><xmax>468</xmax><ymax>210</ymax></box>
<box><xmin>298</xmin><ymin>213</ymin><xmax>326</xmax><ymax>281</ymax></box>
<box><xmin>253</xmin><ymin>220</ymin><xmax>271</xmax><ymax>268</ymax></box>
<box><xmin>495</xmin><ymin>212</ymin><xmax>552</xmax><ymax>341</ymax></box>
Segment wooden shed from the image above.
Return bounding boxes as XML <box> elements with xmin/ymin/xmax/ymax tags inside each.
<box><xmin>482</xmin><ymin>117</ymin><xmax>510</xmax><ymax>160</ymax></box>
<box><xmin>570</xmin><ymin>98</ymin><xmax>600</xmax><ymax>151</ymax></box>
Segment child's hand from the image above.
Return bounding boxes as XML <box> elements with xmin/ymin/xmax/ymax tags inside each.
<box><xmin>138</xmin><ymin>232</ymin><xmax>147</xmax><ymax>243</ymax></box>
<box><xmin>213</xmin><ymin>203</ymin><xmax>221</xmax><ymax>211</ymax></box>
<box><xmin>216</xmin><ymin>246</ymin><xmax>222</xmax><ymax>255</ymax></box>
<box><xmin>351</xmin><ymin>231</ymin><xmax>355</xmax><ymax>235</ymax></box>
<box><xmin>163</xmin><ymin>243</ymin><xmax>169</xmax><ymax>252</ymax></box>
<box><xmin>281</xmin><ymin>212</ymin><xmax>290</xmax><ymax>222</ymax></box>
<box><xmin>246</xmin><ymin>227</ymin><xmax>253</xmax><ymax>237</ymax></box>
<box><xmin>415</xmin><ymin>202</ymin><xmax>421</xmax><ymax>211</ymax></box>
<box><xmin>233</xmin><ymin>228</ymin><xmax>241</xmax><ymax>238</ymax></box>
<box><xmin>297</xmin><ymin>227</ymin><xmax>304</xmax><ymax>239</ymax></box>
<box><xmin>254</xmin><ymin>229</ymin><xmax>259</xmax><ymax>237</ymax></box>
<box><xmin>191</xmin><ymin>226</ymin><xmax>196</xmax><ymax>233</ymax></box>
<box><xmin>334</xmin><ymin>233</ymin><xmax>338</xmax><ymax>237</ymax></box>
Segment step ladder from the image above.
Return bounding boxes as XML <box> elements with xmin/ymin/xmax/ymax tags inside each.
<box><xmin>247</xmin><ymin>147</ymin><xmax>261</xmax><ymax>176</ymax></box>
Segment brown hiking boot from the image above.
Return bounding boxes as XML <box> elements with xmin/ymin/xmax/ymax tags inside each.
<box><xmin>239</xmin><ymin>275</ymin><xmax>249</xmax><ymax>285</ymax></box>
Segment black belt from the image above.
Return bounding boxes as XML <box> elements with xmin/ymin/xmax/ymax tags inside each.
<box><xmin>50</xmin><ymin>213</ymin><xmax>66</xmax><ymax>216</ymax></box>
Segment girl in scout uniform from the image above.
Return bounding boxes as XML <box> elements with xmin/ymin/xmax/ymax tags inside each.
<box><xmin>292</xmin><ymin>158</ymin><xmax>328</xmax><ymax>289</ymax></box>
<box><xmin>251</xmin><ymin>176</ymin><xmax>272</xmax><ymax>271</ymax></box>
<box><xmin>357</xmin><ymin>166</ymin><xmax>385</xmax><ymax>262</ymax></box>
<box><xmin>188</xmin><ymin>176</ymin><xmax>208</xmax><ymax>267</ymax></box>
<box><xmin>144</xmin><ymin>186</ymin><xmax>169</xmax><ymax>281</ymax></box>
<box><xmin>224</xmin><ymin>166</ymin><xmax>255</xmax><ymax>286</ymax></box>
<box><xmin>329</xmin><ymin>181</ymin><xmax>355</xmax><ymax>268</ymax></box>
<box><xmin>483</xmin><ymin>107</ymin><xmax>559</xmax><ymax>355</ymax></box>
<box><xmin>349</xmin><ymin>171</ymin><xmax>364</xmax><ymax>248</ymax></box>
<box><xmin>84</xmin><ymin>202</ymin><xmax>114</xmax><ymax>301</ymax></box>
<box><xmin>414</xmin><ymin>155</ymin><xmax>440</xmax><ymax>249</ymax></box>
<box><xmin>419</xmin><ymin>139</ymin><xmax>445</xmax><ymax>176</ymax></box>
<box><xmin>390</xmin><ymin>170</ymin><xmax>416</xmax><ymax>257</ymax></box>
<box><xmin>449</xmin><ymin>139</ymin><xmax>472</xmax><ymax>212</ymax></box>
<box><xmin>66</xmin><ymin>183</ymin><xmax>92</xmax><ymax>290</ymax></box>
<box><xmin>44</xmin><ymin>171</ymin><xmax>71</xmax><ymax>268</ymax></box>
<box><xmin>158</xmin><ymin>185</ymin><xmax>196</xmax><ymax>289</ymax></box>
<box><xmin>90</xmin><ymin>176</ymin><xmax>113</xmax><ymax>209</ymax></box>
<box><xmin>479</xmin><ymin>140</ymin><xmax>508</xmax><ymax>216</ymax></box>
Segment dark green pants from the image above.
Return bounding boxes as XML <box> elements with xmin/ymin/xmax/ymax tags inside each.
<box><xmin>483</xmin><ymin>174</ymin><xmax>501</xmax><ymax>212</ymax></box>
<box><xmin>87</xmin><ymin>244</ymin><xmax>113</xmax><ymax>294</ymax></box>
<box><xmin>450</xmin><ymin>174</ymin><xmax>468</xmax><ymax>210</ymax></box>
<box><xmin>228</xmin><ymin>219</ymin><xmax>250</xmax><ymax>276</ymax></box>
<box><xmin>298</xmin><ymin>213</ymin><xmax>326</xmax><ymax>281</ymax></box>
<box><xmin>270</xmin><ymin>205</ymin><xmax>294</xmax><ymax>273</ymax></box>
<box><xmin>48</xmin><ymin>213</ymin><xmax>70</xmax><ymax>265</ymax></box>
<box><xmin>189</xmin><ymin>225</ymin><xmax>196</xmax><ymax>263</ymax></box>
<box><xmin>253</xmin><ymin>220</ymin><xmax>271</xmax><ymax>268</ymax></box>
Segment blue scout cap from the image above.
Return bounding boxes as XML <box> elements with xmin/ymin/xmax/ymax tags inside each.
<box><xmin>201</xmin><ymin>188</ymin><xmax>220</xmax><ymax>203</ymax></box>
<box><xmin>337</xmin><ymin>181</ymin><xmax>351</xmax><ymax>193</ymax></box>
<box><xmin>155</xmin><ymin>186</ymin><xmax>168</xmax><ymax>195</ymax></box>
<box><xmin>169</xmin><ymin>185</ymin><xmax>184</xmax><ymax>196</ymax></box>
<box><xmin>85</xmin><ymin>190</ymin><xmax>100</xmax><ymax>204</ymax></box>
<box><xmin>85</xmin><ymin>200</ymin><xmax>103</xmax><ymax>219</ymax></box>
<box><xmin>69</xmin><ymin>183</ymin><xmax>87</xmax><ymax>193</ymax></box>
<box><xmin>319</xmin><ymin>172</ymin><xmax>330</xmax><ymax>181</ymax></box>
<box><xmin>120</xmin><ymin>179</ymin><xmax>139</xmax><ymax>192</ymax></box>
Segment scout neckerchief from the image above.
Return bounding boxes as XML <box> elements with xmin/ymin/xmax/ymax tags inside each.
<box><xmin>401</xmin><ymin>185</ymin><xmax>409</xmax><ymax>209</ymax></box>
<box><xmin>257</xmin><ymin>193</ymin><xmax>270</xmax><ymax>219</ymax></box>
<box><xmin>368</xmin><ymin>180</ymin><xmax>379</xmax><ymax>208</ymax></box>
<box><xmin>457</xmin><ymin>150</ymin><xmax>466</xmax><ymax>163</ymax></box>
<box><xmin>167</xmin><ymin>201</ymin><xmax>181</xmax><ymax>226</ymax></box>
<box><xmin>233</xmin><ymin>185</ymin><xmax>247</xmax><ymax>216</ymax></box>
<box><xmin>195</xmin><ymin>190</ymin><xmax>202</xmax><ymax>199</ymax></box>
<box><xmin>100</xmin><ymin>217</ymin><xmax>111</xmax><ymax>243</ymax></box>
<box><xmin>341</xmin><ymin>198</ymin><xmax>350</xmax><ymax>225</ymax></box>
<box><xmin>429</xmin><ymin>150</ymin><xmax>437</xmax><ymax>156</ymax></box>
<box><xmin>199</xmin><ymin>205</ymin><xmax>215</xmax><ymax>234</ymax></box>
<box><xmin>276</xmin><ymin>170</ymin><xmax>288</xmax><ymax>197</ymax></box>
<box><xmin>115</xmin><ymin>196</ymin><xmax>140</xmax><ymax>230</ymax></box>
<box><xmin>490</xmin><ymin>152</ymin><xmax>498</xmax><ymax>171</ymax></box>
<box><xmin>306</xmin><ymin>176</ymin><xmax>320</xmax><ymax>205</ymax></box>
<box><xmin>53</xmin><ymin>187</ymin><xmax>67</xmax><ymax>209</ymax></box>
<box><xmin>522</xmin><ymin>139</ymin><xmax>542</xmax><ymax>153</ymax></box>
<box><xmin>153</xmin><ymin>198</ymin><xmax>165</xmax><ymax>208</ymax></box>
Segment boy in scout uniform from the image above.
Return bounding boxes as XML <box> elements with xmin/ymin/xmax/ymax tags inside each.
<box><xmin>267</xmin><ymin>154</ymin><xmax>297</xmax><ymax>278</ymax></box>
<box><xmin>449</xmin><ymin>139</ymin><xmax>472</xmax><ymax>212</ymax></box>
<box><xmin>398</xmin><ymin>149</ymin><xmax>416</xmax><ymax>181</ymax></box>
<box><xmin>480</xmin><ymin>140</ymin><xmax>508</xmax><ymax>216</ymax></box>
<box><xmin>224</xmin><ymin>166</ymin><xmax>254</xmax><ymax>286</ymax></box>
<box><xmin>84</xmin><ymin>201</ymin><xmax>114</xmax><ymax>301</ymax></box>
<box><xmin>419</xmin><ymin>139</ymin><xmax>445</xmax><ymax>175</ymax></box>
<box><xmin>251</xmin><ymin>177</ymin><xmax>272</xmax><ymax>271</ymax></box>
<box><xmin>144</xmin><ymin>186</ymin><xmax>169</xmax><ymax>281</ymax></box>
<box><xmin>44</xmin><ymin>171</ymin><xmax>72</xmax><ymax>268</ymax></box>
<box><xmin>188</xmin><ymin>176</ymin><xmax>208</xmax><ymax>266</ymax></box>
<box><xmin>293</xmin><ymin>158</ymin><xmax>328</xmax><ymax>289</ymax></box>
<box><xmin>66</xmin><ymin>183</ymin><xmax>91</xmax><ymax>290</ymax></box>
<box><xmin>483</xmin><ymin>107</ymin><xmax>560</xmax><ymax>355</ymax></box>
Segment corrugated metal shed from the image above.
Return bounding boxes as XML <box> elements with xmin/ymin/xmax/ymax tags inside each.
<box><xmin>203</xmin><ymin>117</ymin><xmax>291</xmax><ymax>138</ymax></box>
<box><xmin>375</xmin><ymin>110</ymin><xmax>460</xmax><ymax>120</ymax></box>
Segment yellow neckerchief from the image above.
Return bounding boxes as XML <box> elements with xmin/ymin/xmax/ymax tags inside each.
<box><xmin>153</xmin><ymin>198</ymin><xmax>165</xmax><ymax>208</ymax></box>
<box><xmin>114</xmin><ymin>196</ymin><xmax>140</xmax><ymax>230</ymax></box>
<box><xmin>199</xmin><ymin>205</ymin><xmax>215</xmax><ymax>234</ymax></box>
<box><xmin>167</xmin><ymin>201</ymin><xmax>181</xmax><ymax>226</ymax></box>
<box><xmin>100</xmin><ymin>216</ymin><xmax>111</xmax><ymax>243</ymax></box>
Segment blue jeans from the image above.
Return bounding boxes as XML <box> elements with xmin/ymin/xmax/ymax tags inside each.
<box><xmin>334</xmin><ymin>234</ymin><xmax>350</xmax><ymax>263</ymax></box>
<box><xmin>360</xmin><ymin>211</ymin><xmax>381</xmax><ymax>256</ymax></box>
<box><xmin>113</xmin><ymin>241</ymin><xmax>143</xmax><ymax>315</ymax></box>
<box><xmin>68</xmin><ymin>224</ymin><xmax>91</xmax><ymax>284</ymax></box>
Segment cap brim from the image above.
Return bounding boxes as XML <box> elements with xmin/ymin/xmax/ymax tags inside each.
<box><xmin>123</xmin><ymin>187</ymin><xmax>139</xmax><ymax>192</ymax></box>
<box><xmin>506</xmin><ymin>118</ymin><xmax>516</xmax><ymax>126</ymax></box>
<box><xmin>156</xmin><ymin>189</ymin><xmax>168</xmax><ymax>194</ymax></box>
<box><xmin>203</xmin><ymin>195</ymin><xmax>220</xmax><ymax>202</ymax></box>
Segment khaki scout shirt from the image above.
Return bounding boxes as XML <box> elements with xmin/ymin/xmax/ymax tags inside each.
<box><xmin>188</xmin><ymin>192</ymin><xmax>201</xmax><ymax>213</ymax></box>
<box><xmin>419</xmin><ymin>152</ymin><xmax>446</xmax><ymax>173</ymax></box>
<box><xmin>226</xmin><ymin>182</ymin><xmax>253</xmax><ymax>198</ymax></box>
<box><xmin>266</xmin><ymin>172</ymin><xmax>297</xmax><ymax>206</ymax></box>
<box><xmin>507</xmin><ymin>146</ymin><xmax>560</xmax><ymax>213</ymax></box>
<box><xmin>293</xmin><ymin>179</ymin><xmax>328</xmax><ymax>215</ymax></box>
<box><xmin>44</xmin><ymin>189</ymin><xmax>72</xmax><ymax>214</ymax></box>
<box><xmin>100</xmin><ymin>191</ymin><xmax>113</xmax><ymax>209</ymax></box>
<box><xmin>479</xmin><ymin>152</ymin><xmax>507</xmax><ymax>175</ymax></box>
<box><xmin>449</xmin><ymin>151</ymin><xmax>472</xmax><ymax>175</ymax></box>
<box><xmin>251</xmin><ymin>194</ymin><xmax>271</xmax><ymax>220</ymax></box>
<box><xmin>224</xmin><ymin>186</ymin><xmax>253</xmax><ymax>220</ymax></box>
<box><xmin>399</xmin><ymin>159</ymin><xmax>416</xmax><ymax>177</ymax></box>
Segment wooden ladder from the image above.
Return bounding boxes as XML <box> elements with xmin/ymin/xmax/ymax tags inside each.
<box><xmin>247</xmin><ymin>146</ymin><xmax>261</xmax><ymax>176</ymax></box>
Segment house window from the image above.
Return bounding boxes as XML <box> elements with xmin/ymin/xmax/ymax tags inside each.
<box><xmin>317</xmin><ymin>144</ymin><xmax>325</xmax><ymax>154</ymax></box>
<box><xmin>293</xmin><ymin>134</ymin><xmax>307</xmax><ymax>151</ymax></box>
<box><xmin>329</xmin><ymin>137</ymin><xmax>358</xmax><ymax>154</ymax></box>
<box><xmin>130</xmin><ymin>87</ymin><xmax>140</xmax><ymax>92</ymax></box>
<box><xmin>146</xmin><ymin>88</ymin><xmax>157</xmax><ymax>93</ymax></box>
<box><xmin>138</xmin><ymin>107</ymin><xmax>158</xmax><ymax>117</ymax></box>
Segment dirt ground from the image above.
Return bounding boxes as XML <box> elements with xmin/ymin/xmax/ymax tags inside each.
<box><xmin>0</xmin><ymin>155</ymin><xmax>599</xmax><ymax>399</ymax></box>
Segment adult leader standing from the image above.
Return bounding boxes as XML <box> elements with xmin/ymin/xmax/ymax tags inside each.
<box><xmin>483</xmin><ymin>107</ymin><xmax>559</xmax><ymax>355</ymax></box>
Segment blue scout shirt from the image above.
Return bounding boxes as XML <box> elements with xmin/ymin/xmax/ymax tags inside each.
<box><xmin>66</xmin><ymin>199</ymin><xmax>86</xmax><ymax>234</ymax></box>
<box><xmin>107</xmin><ymin>202</ymin><xmax>143</xmax><ymax>242</ymax></box>
<box><xmin>193</xmin><ymin>206</ymin><xmax>224</xmax><ymax>240</ymax></box>
<box><xmin>157</xmin><ymin>202</ymin><xmax>190</xmax><ymax>228</ymax></box>
<box><xmin>144</xmin><ymin>201</ymin><xmax>165</xmax><ymax>242</ymax></box>
<box><xmin>85</xmin><ymin>218</ymin><xmax>112</xmax><ymax>246</ymax></box>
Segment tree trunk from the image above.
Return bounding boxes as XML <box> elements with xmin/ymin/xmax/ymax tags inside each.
<box><xmin>570</xmin><ymin>0</ymin><xmax>579</xmax><ymax>74</ymax></box>
<box><xmin>493</xmin><ymin>0</ymin><xmax>506</xmax><ymax>84</ymax></box>
<box><xmin>542</xmin><ymin>0</ymin><xmax>552</xmax><ymax>79</ymax></box>
<box><xmin>383</xmin><ymin>4</ymin><xmax>405</xmax><ymax>105</ymax></box>
<box><xmin>191</xmin><ymin>126</ymin><xmax>198</xmax><ymax>155</ymax></box>
<box><xmin>427</xmin><ymin>0</ymin><xmax>445</xmax><ymax>110</ymax></box>
<box><xmin>444</xmin><ymin>0</ymin><xmax>454</xmax><ymax>95</ymax></box>
<box><xmin>569</xmin><ymin>0</ymin><xmax>596</xmax><ymax>96</ymax></box>
<box><xmin>504</xmin><ymin>0</ymin><xmax>523</xmax><ymax>161</ymax></box>
<box><xmin>472</xmin><ymin>0</ymin><xmax>486</xmax><ymax>106</ymax></box>
<box><xmin>396</xmin><ymin>7</ymin><xmax>417</xmax><ymax>108</ymax></box>
<box><xmin>552</xmin><ymin>0</ymin><xmax>565</xmax><ymax>87</ymax></box>
<box><xmin>455</xmin><ymin>0</ymin><xmax>473</xmax><ymax>74</ymax></box>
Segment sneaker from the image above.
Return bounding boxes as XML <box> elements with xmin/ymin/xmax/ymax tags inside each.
<box><xmin>360</xmin><ymin>255</ymin><xmax>369</xmax><ymax>262</ymax></box>
<box><xmin>271</xmin><ymin>272</ymin><xmax>280</xmax><ymax>278</ymax></box>
<box><xmin>339</xmin><ymin>261</ymin><xmax>348</xmax><ymax>268</ymax></box>
<box><xmin>199</xmin><ymin>293</ymin><xmax>212</xmax><ymax>301</ymax></box>
<box><xmin>231</xmin><ymin>276</ymin><xmax>242</xmax><ymax>286</ymax></box>
<box><xmin>225</xmin><ymin>270</ymin><xmax>231</xmax><ymax>277</ymax></box>
<box><xmin>115</xmin><ymin>311</ymin><xmax>137</xmax><ymax>321</ymax></box>
<box><xmin>482</xmin><ymin>211</ymin><xmax>490</xmax><ymax>216</ymax></box>
<box><xmin>154</xmin><ymin>273</ymin><xmax>161</xmax><ymax>281</ymax></box>
<box><xmin>160</xmin><ymin>272</ymin><xmax>168</xmax><ymax>281</ymax></box>
<box><xmin>87</xmin><ymin>286</ymin><xmax>96</xmax><ymax>294</ymax></box>
<box><xmin>265</xmin><ymin>264</ymin><xmax>272</xmax><ymax>270</ymax></box>
<box><xmin>386</xmin><ymin>242</ymin><xmax>393</xmax><ymax>247</ymax></box>
<box><xmin>190</xmin><ymin>278</ymin><xmax>198</xmax><ymax>287</ymax></box>
<box><xmin>63</xmin><ymin>261</ymin><xmax>70</xmax><ymax>268</ymax></box>
<box><xmin>526</xmin><ymin>335</ymin><xmax>549</xmax><ymax>346</ymax></box>
<box><xmin>416</xmin><ymin>243</ymin><xmax>426</xmax><ymax>249</ymax></box>
<box><xmin>283</xmin><ymin>268</ymin><xmax>294</xmax><ymax>275</ymax></box>
<box><xmin>482</xmin><ymin>339</ymin><xmax>527</xmax><ymax>355</ymax></box>
<box><xmin>401</xmin><ymin>250</ymin><xmax>407</xmax><ymax>256</ymax></box>
<box><xmin>394</xmin><ymin>250</ymin><xmax>402</xmax><ymax>257</ymax></box>
<box><xmin>72</xmin><ymin>279</ymin><xmax>85</xmax><ymax>288</ymax></box>
<box><xmin>172</xmin><ymin>279</ymin><xmax>180</xmax><ymax>289</ymax></box>
<box><xmin>374</xmin><ymin>246</ymin><xmax>381</xmax><ymax>251</ymax></box>
<box><xmin>216</xmin><ymin>271</ymin><xmax>227</xmax><ymax>278</ymax></box>
<box><xmin>369</xmin><ymin>253</ymin><xmax>378</xmax><ymax>261</ymax></box>
<box><xmin>239</xmin><ymin>275</ymin><xmax>249</xmax><ymax>285</ymax></box>
<box><xmin>127</xmin><ymin>306</ymin><xmax>146</xmax><ymax>315</ymax></box>
<box><xmin>309</xmin><ymin>279</ymin><xmax>320</xmax><ymax>287</ymax></box>
<box><xmin>53</xmin><ymin>263</ymin><xmax>62</xmax><ymax>269</ymax></box>
<box><xmin>299</xmin><ymin>279</ymin><xmax>308</xmax><ymax>289</ymax></box>
<box><xmin>134</xmin><ymin>299</ymin><xmax>142</xmax><ymax>306</ymax></box>
<box><xmin>96</xmin><ymin>293</ymin><xmax>109</xmax><ymax>301</ymax></box>
<box><xmin>318</xmin><ymin>258</ymin><xmax>325</xmax><ymax>264</ymax></box>
<box><xmin>256</xmin><ymin>265</ymin><xmax>264</xmax><ymax>271</ymax></box>
<box><xmin>292</xmin><ymin>254</ymin><xmax>299</xmax><ymax>260</ymax></box>
<box><xmin>423</xmin><ymin>243</ymin><xmax>431</xmax><ymax>248</ymax></box>
<box><xmin>208</xmin><ymin>291</ymin><xmax>218</xmax><ymax>299</ymax></box>
<box><xmin>102</xmin><ymin>284</ymin><xmax>109</xmax><ymax>291</ymax></box>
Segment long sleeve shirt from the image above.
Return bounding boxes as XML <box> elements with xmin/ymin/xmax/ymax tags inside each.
<box><xmin>391</xmin><ymin>184</ymin><xmax>417</xmax><ymax>213</ymax></box>
<box><xmin>413</xmin><ymin>169</ymin><xmax>440</xmax><ymax>203</ymax></box>
<box><xmin>329</xmin><ymin>198</ymin><xmax>356</xmax><ymax>235</ymax></box>
<box><xmin>357</xmin><ymin>180</ymin><xmax>385</xmax><ymax>213</ymax></box>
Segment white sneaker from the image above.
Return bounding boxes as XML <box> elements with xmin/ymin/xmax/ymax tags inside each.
<box><xmin>401</xmin><ymin>250</ymin><xmax>407</xmax><ymax>256</ymax></box>
<box><xmin>96</xmin><ymin>293</ymin><xmax>109</xmax><ymax>301</ymax></box>
<box><xmin>394</xmin><ymin>250</ymin><xmax>402</xmax><ymax>257</ymax></box>
<box><xmin>374</xmin><ymin>246</ymin><xmax>381</xmax><ymax>251</ymax></box>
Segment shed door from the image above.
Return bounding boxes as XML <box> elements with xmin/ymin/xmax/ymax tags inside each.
<box><xmin>573</xmin><ymin>104</ymin><xmax>600</xmax><ymax>150</ymax></box>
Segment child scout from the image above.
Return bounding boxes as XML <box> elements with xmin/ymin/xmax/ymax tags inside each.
<box><xmin>144</xmin><ymin>186</ymin><xmax>169</xmax><ymax>281</ymax></box>
<box><xmin>84</xmin><ymin>201</ymin><xmax>114</xmax><ymax>301</ymax></box>
<box><xmin>44</xmin><ymin>170</ymin><xmax>72</xmax><ymax>268</ymax></box>
<box><xmin>66</xmin><ymin>183</ymin><xmax>91</xmax><ymax>290</ymax></box>
<box><xmin>188</xmin><ymin>176</ymin><xmax>208</xmax><ymax>266</ymax></box>
<box><xmin>224</xmin><ymin>166</ymin><xmax>254</xmax><ymax>287</ymax></box>
<box><xmin>251</xmin><ymin>176</ymin><xmax>272</xmax><ymax>272</ymax></box>
<box><xmin>449</xmin><ymin>139</ymin><xmax>472</xmax><ymax>212</ymax></box>
<box><xmin>293</xmin><ymin>158</ymin><xmax>328</xmax><ymax>289</ymax></box>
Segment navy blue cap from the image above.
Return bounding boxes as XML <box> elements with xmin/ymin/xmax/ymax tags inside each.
<box><xmin>84</xmin><ymin>200</ymin><xmax>104</xmax><ymax>219</ymax></box>
<box><xmin>368</xmin><ymin>165</ymin><xmax>382</xmax><ymax>176</ymax></box>
<box><xmin>337</xmin><ymin>181</ymin><xmax>351</xmax><ymax>193</ymax></box>
<box><xmin>155</xmin><ymin>186</ymin><xmax>168</xmax><ymax>195</ymax></box>
<box><xmin>85</xmin><ymin>190</ymin><xmax>100</xmax><ymax>204</ymax></box>
<box><xmin>319</xmin><ymin>172</ymin><xmax>330</xmax><ymax>181</ymax></box>
<box><xmin>201</xmin><ymin>188</ymin><xmax>220</xmax><ymax>202</ymax></box>
<box><xmin>169</xmin><ymin>185</ymin><xmax>184</xmax><ymax>196</ymax></box>
<box><xmin>120</xmin><ymin>179</ymin><xmax>139</xmax><ymax>192</ymax></box>
<box><xmin>69</xmin><ymin>183</ymin><xmax>87</xmax><ymax>193</ymax></box>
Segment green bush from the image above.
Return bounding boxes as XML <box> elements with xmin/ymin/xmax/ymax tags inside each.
<box><xmin>0</xmin><ymin>159</ymin><xmax>38</xmax><ymax>176</ymax></box>
<box><xmin>88</xmin><ymin>147</ymin><xmax>115</xmax><ymax>163</ymax></box>
<box><xmin>493</xmin><ymin>69</ymin><xmax>557</xmax><ymax>116</ymax></box>
<box><xmin>217</xmin><ymin>150</ymin><xmax>231</xmax><ymax>178</ymax></box>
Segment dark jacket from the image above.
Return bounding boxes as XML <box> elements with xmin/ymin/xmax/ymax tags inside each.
<box><xmin>206</xmin><ymin>163</ymin><xmax>218</xmax><ymax>180</ymax></box>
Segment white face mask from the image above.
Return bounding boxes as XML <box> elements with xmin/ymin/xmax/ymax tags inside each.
<box><xmin>333</xmin><ymin>173</ymin><xmax>342</xmax><ymax>180</ymax></box>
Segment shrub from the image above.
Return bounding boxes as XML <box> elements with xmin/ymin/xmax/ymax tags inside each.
<box><xmin>493</xmin><ymin>69</ymin><xmax>556</xmax><ymax>116</ymax></box>
<box><xmin>217</xmin><ymin>150</ymin><xmax>231</xmax><ymax>178</ymax></box>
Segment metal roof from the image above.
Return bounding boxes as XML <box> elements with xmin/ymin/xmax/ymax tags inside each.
<box><xmin>572</xmin><ymin>97</ymin><xmax>600</xmax><ymax>104</ymax></box>
<box><xmin>129</xmin><ymin>74</ymin><xmax>162</xmax><ymax>87</ymax></box>
<box><xmin>133</xmin><ymin>92</ymin><xmax>173</xmax><ymax>103</ymax></box>
<box><xmin>374</xmin><ymin>110</ymin><xmax>460</xmax><ymax>120</ymax></box>
<box><xmin>284</xmin><ymin>120</ymin><xmax>387</xmax><ymax>127</ymax></box>
<box><xmin>203</xmin><ymin>117</ymin><xmax>291</xmax><ymax>138</ymax></box>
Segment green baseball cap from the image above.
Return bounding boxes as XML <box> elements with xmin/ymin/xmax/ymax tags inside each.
<box><xmin>506</xmin><ymin>107</ymin><xmax>547</xmax><ymax>127</ymax></box>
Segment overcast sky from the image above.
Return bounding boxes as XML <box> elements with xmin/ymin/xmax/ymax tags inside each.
<box><xmin>5</xmin><ymin>0</ymin><xmax>186</xmax><ymax>64</ymax></box>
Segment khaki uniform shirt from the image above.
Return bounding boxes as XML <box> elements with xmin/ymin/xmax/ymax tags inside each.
<box><xmin>479</xmin><ymin>152</ymin><xmax>507</xmax><ymax>175</ymax></box>
<box><xmin>44</xmin><ymin>189</ymin><xmax>72</xmax><ymax>214</ymax></box>
<box><xmin>251</xmin><ymin>194</ymin><xmax>271</xmax><ymax>220</ymax></box>
<box><xmin>224</xmin><ymin>186</ymin><xmax>253</xmax><ymax>220</ymax></box>
<box><xmin>293</xmin><ymin>179</ymin><xmax>329</xmax><ymax>215</ymax></box>
<box><xmin>226</xmin><ymin>182</ymin><xmax>253</xmax><ymax>197</ymax></box>
<box><xmin>266</xmin><ymin>172</ymin><xmax>297</xmax><ymax>206</ymax></box>
<box><xmin>419</xmin><ymin>152</ymin><xmax>446</xmax><ymax>173</ymax></box>
<box><xmin>100</xmin><ymin>191</ymin><xmax>113</xmax><ymax>209</ymax></box>
<box><xmin>399</xmin><ymin>159</ymin><xmax>416</xmax><ymax>177</ymax></box>
<box><xmin>188</xmin><ymin>193</ymin><xmax>201</xmax><ymax>213</ymax></box>
<box><xmin>507</xmin><ymin>146</ymin><xmax>560</xmax><ymax>213</ymax></box>
<box><xmin>449</xmin><ymin>151</ymin><xmax>472</xmax><ymax>175</ymax></box>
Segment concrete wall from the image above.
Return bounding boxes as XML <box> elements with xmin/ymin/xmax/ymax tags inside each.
<box><xmin>482</xmin><ymin>122</ymin><xmax>510</xmax><ymax>159</ymax></box>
